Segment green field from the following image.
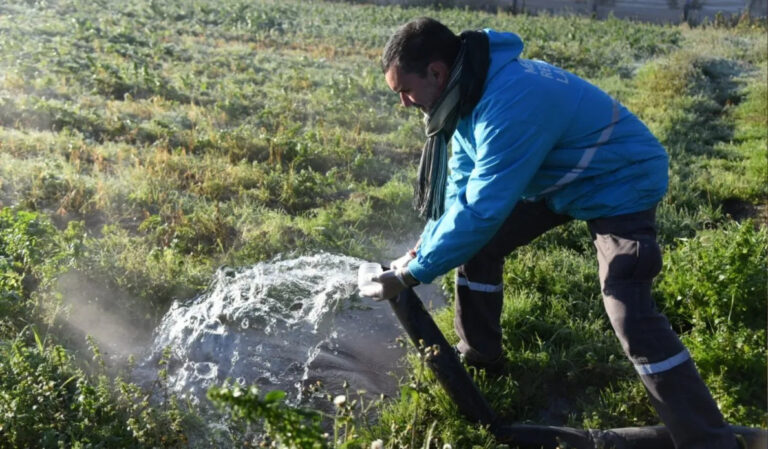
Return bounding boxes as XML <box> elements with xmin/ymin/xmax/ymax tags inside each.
<box><xmin>0</xmin><ymin>0</ymin><xmax>766</xmax><ymax>447</ymax></box>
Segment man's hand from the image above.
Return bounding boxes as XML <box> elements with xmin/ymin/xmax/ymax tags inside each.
<box><xmin>390</xmin><ymin>241</ymin><xmax>420</xmax><ymax>271</ymax></box>
<box><xmin>390</xmin><ymin>252</ymin><xmax>415</xmax><ymax>271</ymax></box>
<box><xmin>360</xmin><ymin>268</ymin><xmax>419</xmax><ymax>301</ymax></box>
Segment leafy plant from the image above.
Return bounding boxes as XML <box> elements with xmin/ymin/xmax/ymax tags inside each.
<box><xmin>0</xmin><ymin>0</ymin><xmax>765</xmax><ymax>445</ymax></box>
<box><xmin>208</xmin><ymin>384</ymin><xmax>328</xmax><ymax>448</ymax></box>
<box><xmin>0</xmin><ymin>326</ymin><xmax>192</xmax><ymax>448</ymax></box>
<box><xmin>656</xmin><ymin>220</ymin><xmax>767</xmax><ymax>332</ymax></box>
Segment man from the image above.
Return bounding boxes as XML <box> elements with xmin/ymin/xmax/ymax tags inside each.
<box><xmin>366</xmin><ymin>17</ymin><xmax>739</xmax><ymax>449</ymax></box>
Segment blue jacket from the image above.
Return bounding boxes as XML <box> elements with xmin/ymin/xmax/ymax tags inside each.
<box><xmin>407</xmin><ymin>29</ymin><xmax>668</xmax><ymax>284</ymax></box>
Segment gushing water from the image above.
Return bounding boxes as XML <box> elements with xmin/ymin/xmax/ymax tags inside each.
<box><xmin>139</xmin><ymin>253</ymin><xmax>408</xmax><ymax>404</ymax></box>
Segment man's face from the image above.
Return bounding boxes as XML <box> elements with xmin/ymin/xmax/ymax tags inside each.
<box><xmin>385</xmin><ymin>62</ymin><xmax>449</xmax><ymax>114</ymax></box>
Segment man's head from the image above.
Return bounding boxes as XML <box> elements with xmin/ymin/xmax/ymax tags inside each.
<box><xmin>381</xmin><ymin>17</ymin><xmax>461</xmax><ymax>113</ymax></box>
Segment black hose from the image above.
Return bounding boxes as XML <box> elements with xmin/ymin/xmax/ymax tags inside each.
<box><xmin>387</xmin><ymin>285</ymin><xmax>497</xmax><ymax>427</ymax></box>
<box><xmin>388</xmin><ymin>288</ymin><xmax>767</xmax><ymax>449</ymax></box>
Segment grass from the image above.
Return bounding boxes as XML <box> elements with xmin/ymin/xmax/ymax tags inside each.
<box><xmin>0</xmin><ymin>0</ymin><xmax>765</xmax><ymax>447</ymax></box>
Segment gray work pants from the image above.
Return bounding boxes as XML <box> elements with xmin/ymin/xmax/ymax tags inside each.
<box><xmin>454</xmin><ymin>200</ymin><xmax>737</xmax><ymax>449</ymax></box>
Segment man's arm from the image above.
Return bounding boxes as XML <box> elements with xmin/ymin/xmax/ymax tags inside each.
<box><xmin>397</xmin><ymin>132</ymin><xmax>473</xmax><ymax>272</ymax></box>
<box><xmin>407</xmin><ymin>96</ymin><xmax>563</xmax><ymax>283</ymax></box>
<box><xmin>444</xmin><ymin>131</ymin><xmax>474</xmax><ymax>212</ymax></box>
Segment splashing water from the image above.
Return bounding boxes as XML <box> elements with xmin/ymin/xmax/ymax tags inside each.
<box><xmin>139</xmin><ymin>253</ymin><xmax>410</xmax><ymax>404</ymax></box>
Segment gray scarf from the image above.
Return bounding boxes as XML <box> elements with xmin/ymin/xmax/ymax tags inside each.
<box><xmin>414</xmin><ymin>31</ymin><xmax>490</xmax><ymax>220</ymax></box>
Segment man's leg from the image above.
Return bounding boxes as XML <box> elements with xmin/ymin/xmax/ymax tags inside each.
<box><xmin>455</xmin><ymin>201</ymin><xmax>571</xmax><ymax>365</ymax></box>
<box><xmin>589</xmin><ymin>209</ymin><xmax>737</xmax><ymax>449</ymax></box>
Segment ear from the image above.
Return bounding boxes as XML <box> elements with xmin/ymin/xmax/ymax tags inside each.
<box><xmin>427</xmin><ymin>61</ymin><xmax>450</xmax><ymax>88</ymax></box>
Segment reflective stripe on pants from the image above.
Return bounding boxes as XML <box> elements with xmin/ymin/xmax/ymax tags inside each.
<box><xmin>590</xmin><ymin>210</ymin><xmax>736</xmax><ymax>449</ymax></box>
<box><xmin>454</xmin><ymin>201</ymin><xmax>737</xmax><ymax>449</ymax></box>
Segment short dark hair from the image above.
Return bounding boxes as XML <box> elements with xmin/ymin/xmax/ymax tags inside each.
<box><xmin>381</xmin><ymin>17</ymin><xmax>461</xmax><ymax>76</ymax></box>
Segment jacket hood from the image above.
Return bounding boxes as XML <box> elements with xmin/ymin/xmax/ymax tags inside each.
<box><xmin>483</xmin><ymin>29</ymin><xmax>524</xmax><ymax>79</ymax></box>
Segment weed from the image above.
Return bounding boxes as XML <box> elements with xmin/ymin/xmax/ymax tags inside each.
<box><xmin>0</xmin><ymin>0</ymin><xmax>765</xmax><ymax>445</ymax></box>
<box><xmin>656</xmin><ymin>220</ymin><xmax>767</xmax><ymax>332</ymax></box>
<box><xmin>209</xmin><ymin>384</ymin><xmax>328</xmax><ymax>448</ymax></box>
